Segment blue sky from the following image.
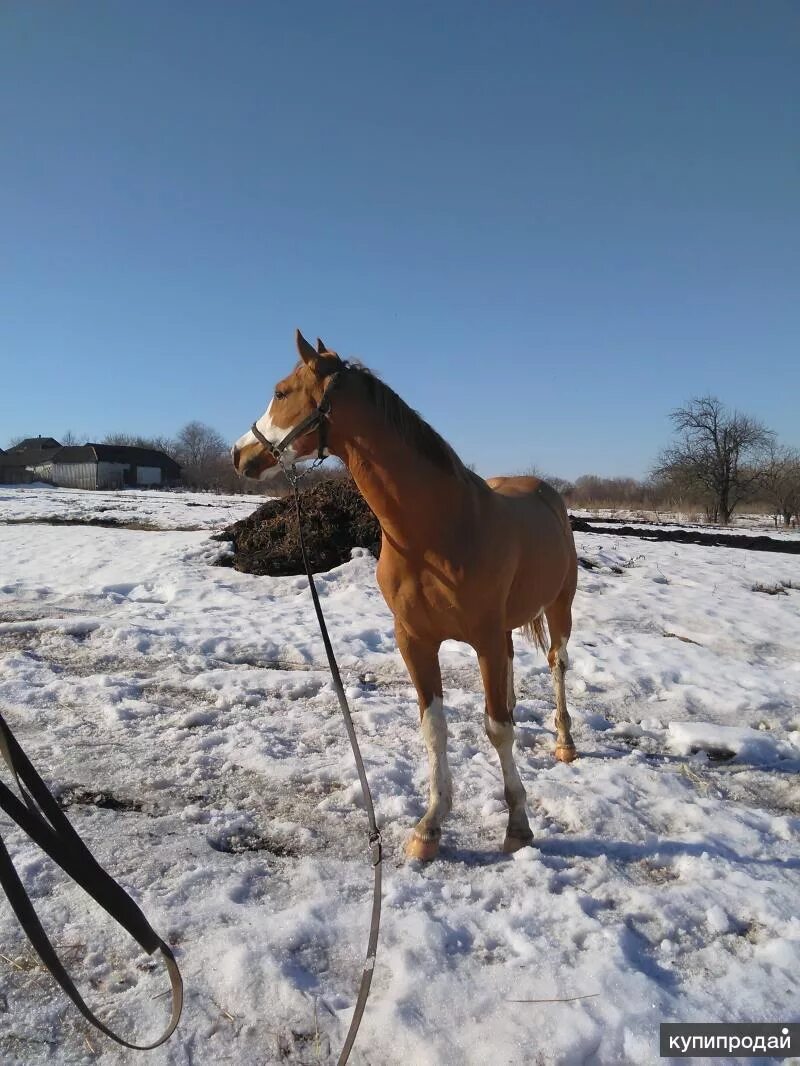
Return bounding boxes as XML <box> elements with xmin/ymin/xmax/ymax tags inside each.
<box><xmin>1</xmin><ymin>2</ymin><xmax>797</xmax><ymax>479</ymax></box>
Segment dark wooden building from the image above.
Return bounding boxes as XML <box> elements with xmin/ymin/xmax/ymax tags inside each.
<box><xmin>1</xmin><ymin>439</ymin><xmax>180</xmax><ymax>489</ymax></box>
<box><xmin>0</xmin><ymin>437</ymin><xmax>62</xmax><ymax>484</ymax></box>
<box><xmin>32</xmin><ymin>444</ymin><xmax>181</xmax><ymax>490</ymax></box>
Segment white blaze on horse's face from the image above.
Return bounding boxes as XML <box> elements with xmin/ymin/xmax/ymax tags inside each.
<box><xmin>253</xmin><ymin>400</ymin><xmax>283</xmax><ymax>449</ymax></box>
<box><xmin>232</xmin><ymin>399</ymin><xmax>298</xmax><ymax>482</ymax></box>
<box><xmin>256</xmin><ymin>398</ymin><xmax>306</xmax><ymax>457</ymax></box>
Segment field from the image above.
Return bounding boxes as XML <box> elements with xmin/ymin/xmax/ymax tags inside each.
<box><xmin>0</xmin><ymin>485</ymin><xmax>798</xmax><ymax>1065</ymax></box>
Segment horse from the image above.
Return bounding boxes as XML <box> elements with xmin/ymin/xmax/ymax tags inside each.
<box><xmin>232</xmin><ymin>330</ymin><xmax>578</xmax><ymax>860</ymax></box>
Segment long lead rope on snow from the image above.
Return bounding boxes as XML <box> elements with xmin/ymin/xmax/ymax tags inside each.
<box><xmin>0</xmin><ymin>713</ymin><xmax>183</xmax><ymax>1049</ymax></box>
<box><xmin>289</xmin><ymin>471</ymin><xmax>382</xmax><ymax>1066</ymax></box>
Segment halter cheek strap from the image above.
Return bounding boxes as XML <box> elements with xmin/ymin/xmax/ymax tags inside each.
<box><xmin>251</xmin><ymin>372</ymin><xmax>339</xmax><ymax>463</ymax></box>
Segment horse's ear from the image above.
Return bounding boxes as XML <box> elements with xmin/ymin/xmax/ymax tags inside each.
<box><xmin>295</xmin><ymin>329</ymin><xmax>318</xmax><ymax>366</ymax></box>
<box><xmin>316</xmin><ymin>337</ymin><xmax>327</xmax><ymax>354</ymax></box>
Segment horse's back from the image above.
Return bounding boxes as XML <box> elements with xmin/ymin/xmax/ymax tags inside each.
<box><xmin>486</xmin><ymin>477</ymin><xmax>571</xmax><ymax>571</ymax></box>
<box><xmin>483</xmin><ymin>475</ymin><xmax>576</xmax><ymax>625</ymax></box>
<box><xmin>485</xmin><ymin>474</ymin><xmax>543</xmax><ymax>497</ymax></box>
<box><xmin>486</xmin><ymin>475</ymin><xmax>570</xmax><ymax>530</ymax></box>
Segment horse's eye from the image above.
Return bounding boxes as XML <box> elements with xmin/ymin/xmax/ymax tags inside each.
<box><xmin>274</xmin><ymin>389</ymin><xmax>287</xmax><ymax>401</ymax></box>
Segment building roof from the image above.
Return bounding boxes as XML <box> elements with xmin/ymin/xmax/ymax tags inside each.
<box><xmin>91</xmin><ymin>444</ymin><xmax>180</xmax><ymax>469</ymax></box>
<box><xmin>51</xmin><ymin>444</ymin><xmax>180</xmax><ymax>473</ymax></box>
<box><xmin>9</xmin><ymin>437</ymin><xmax>62</xmax><ymax>452</ymax></box>
<box><xmin>0</xmin><ymin>446</ymin><xmax>61</xmax><ymax>467</ymax></box>
<box><xmin>0</xmin><ymin>441</ymin><xmax>180</xmax><ymax>476</ymax></box>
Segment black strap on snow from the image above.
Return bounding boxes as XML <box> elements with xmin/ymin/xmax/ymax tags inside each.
<box><xmin>291</xmin><ymin>483</ymin><xmax>382</xmax><ymax>1066</ymax></box>
<box><xmin>0</xmin><ymin>713</ymin><xmax>183</xmax><ymax>1050</ymax></box>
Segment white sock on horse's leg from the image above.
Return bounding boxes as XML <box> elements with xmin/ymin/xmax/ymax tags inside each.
<box><xmin>484</xmin><ymin>714</ymin><xmax>532</xmax><ymax>850</ymax></box>
<box><xmin>408</xmin><ymin>698</ymin><xmax>451</xmax><ymax>859</ymax></box>
<box><xmin>421</xmin><ymin>697</ymin><xmax>452</xmax><ymax>824</ymax></box>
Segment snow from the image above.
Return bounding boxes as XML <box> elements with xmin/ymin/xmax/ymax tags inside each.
<box><xmin>0</xmin><ymin>485</ymin><xmax>798</xmax><ymax>1064</ymax></box>
<box><xmin>571</xmin><ymin>508</ymin><xmax>800</xmax><ymax>540</ymax></box>
<box><xmin>0</xmin><ymin>483</ymin><xmax>259</xmax><ymax>530</ymax></box>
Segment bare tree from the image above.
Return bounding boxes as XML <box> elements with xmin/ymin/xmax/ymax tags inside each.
<box><xmin>571</xmin><ymin>474</ymin><xmax>646</xmax><ymax>508</ymax></box>
<box><xmin>546</xmin><ymin>475</ymin><xmax>576</xmax><ymax>498</ymax></box>
<box><xmin>174</xmin><ymin>421</ymin><xmax>229</xmax><ymax>490</ymax></box>
<box><xmin>525</xmin><ymin>466</ymin><xmax>575</xmax><ymax>498</ymax></box>
<box><xmin>102</xmin><ymin>432</ymin><xmax>178</xmax><ymax>455</ymax></box>
<box><xmin>653</xmin><ymin>396</ymin><xmax>773</xmax><ymax>525</ymax></box>
<box><xmin>175</xmin><ymin>421</ymin><xmax>226</xmax><ymax>467</ymax></box>
<box><xmin>760</xmin><ymin>444</ymin><xmax>800</xmax><ymax>527</ymax></box>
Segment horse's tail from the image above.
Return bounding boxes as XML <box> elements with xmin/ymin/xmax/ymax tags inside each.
<box><xmin>522</xmin><ymin>612</ymin><xmax>549</xmax><ymax>657</ymax></box>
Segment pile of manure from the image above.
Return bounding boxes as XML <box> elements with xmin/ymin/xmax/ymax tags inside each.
<box><xmin>217</xmin><ymin>476</ymin><xmax>380</xmax><ymax>576</ymax></box>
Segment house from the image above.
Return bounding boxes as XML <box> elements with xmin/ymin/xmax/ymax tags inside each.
<box><xmin>0</xmin><ymin>437</ymin><xmax>62</xmax><ymax>484</ymax></box>
<box><xmin>10</xmin><ymin>436</ymin><xmax>62</xmax><ymax>452</ymax></box>
<box><xmin>33</xmin><ymin>444</ymin><xmax>181</xmax><ymax>490</ymax></box>
<box><xmin>1</xmin><ymin>438</ymin><xmax>180</xmax><ymax>489</ymax></box>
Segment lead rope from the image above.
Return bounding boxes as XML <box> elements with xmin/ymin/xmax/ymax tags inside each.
<box><xmin>287</xmin><ymin>468</ymin><xmax>382</xmax><ymax>1066</ymax></box>
<box><xmin>0</xmin><ymin>713</ymin><xmax>183</xmax><ymax>1049</ymax></box>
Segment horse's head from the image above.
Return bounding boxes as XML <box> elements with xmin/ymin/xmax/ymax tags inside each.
<box><xmin>232</xmin><ymin>330</ymin><xmax>343</xmax><ymax>481</ymax></box>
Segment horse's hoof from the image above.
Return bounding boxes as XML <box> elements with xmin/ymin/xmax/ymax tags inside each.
<box><xmin>503</xmin><ymin>834</ymin><xmax>533</xmax><ymax>854</ymax></box>
<box><xmin>406</xmin><ymin>830</ymin><xmax>440</xmax><ymax>861</ymax></box>
<box><xmin>555</xmin><ymin>744</ymin><xmax>577</xmax><ymax>763</ymax></box>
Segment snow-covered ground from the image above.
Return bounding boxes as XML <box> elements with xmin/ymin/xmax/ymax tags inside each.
<box><xmin>0</xmin><ymin>483</ymin><xmax>259</xmax><ymax>530</ymax></box>
<box><xmin>571</xmin><ymin>508</ymin><xmax>800</xmax><ymax>540</ymax></box>
<box><xmin>0</xmin><ymin>486</ymin><xmax>798</xmax><ymax>1065</ymax></box>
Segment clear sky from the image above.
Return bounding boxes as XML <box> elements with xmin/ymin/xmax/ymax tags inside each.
<box><xmin>1</xmin><ymin>2</ymin><xmax>797</xmax><ymax>479</ymax></box>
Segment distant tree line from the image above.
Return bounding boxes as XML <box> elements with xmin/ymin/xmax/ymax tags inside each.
<box><xmin>536</xmin><ymin>395</ymin><xmax>799</xmax><ymax>527</ymax></box>
<box><xmin>8</xmin><ymin>394</ymin><xmax>798</xmax><ymax>521</ymax></box>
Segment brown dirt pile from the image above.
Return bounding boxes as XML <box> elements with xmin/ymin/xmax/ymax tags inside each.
<box><xmin>217</xmin><ymin>477</ymin><xmax>381</xmax><ymax>576</ymax></box>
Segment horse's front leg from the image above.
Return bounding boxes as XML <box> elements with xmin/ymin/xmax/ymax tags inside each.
<box><xmin>395</xmin><ymin>622</ymin><xmax>450</xmax><ymax>861</ymax></box>
<box><xmin>477</xmin><ymin>630</ymin><xmax>534</xmax><ymax>853</ymax></box>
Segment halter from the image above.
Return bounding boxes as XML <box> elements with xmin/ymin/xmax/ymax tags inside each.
<box><xmin>250</xmin><ymin>370</ymin><xmax>341</xmax><ymax>465</ymax></box>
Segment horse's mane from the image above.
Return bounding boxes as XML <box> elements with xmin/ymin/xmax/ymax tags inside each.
<box><xmin>342</xmin><ymin>361</ymin><xmax>478</xmax><ymax>484</ymax></box>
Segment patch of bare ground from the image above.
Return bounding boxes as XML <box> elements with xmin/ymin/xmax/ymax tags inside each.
<box><xmin>570</xmin><ymin>516</ymin><xmax>800</xmax><ymax>554</ymax></box>
<box><xmin>710</xmin><ymin>768</ymin><xmax>800</xmax><ymax>816</ymax></box>
<box><xmin>0</xmin><ymin>516</ymin><xmax>204</xmax><ymax>532</ymax></box>
<box><xmin>56</xmin><ymin>787</ymin><xmax>144</xmax><ymax>813</ymax></box>
<box><xmin>751</xmin><ymin>580</ymin><xmax>797</xmax><ymax>595</ymax></box>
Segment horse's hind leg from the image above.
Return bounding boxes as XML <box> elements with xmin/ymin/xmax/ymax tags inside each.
<box><xmin>395</xmin><ymin>622</ymin><xmax>451</xmax><ymax>861</ymax></box>
<box><xmin>545</xmin><ymin>583</ymin><xmax>577</xmax><ymax>763</ymax></box>
<box><xmin>478</xmin><ymin>631</ymin><xmax>533</xmax><ymax>852</ymax></box>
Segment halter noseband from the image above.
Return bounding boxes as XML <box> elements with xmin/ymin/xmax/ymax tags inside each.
<box><xmin>250</xmin><ymin>370</ymin><xmax>341</xmax><ymax>465</ymax></box>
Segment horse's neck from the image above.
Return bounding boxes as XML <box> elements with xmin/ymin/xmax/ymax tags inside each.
<box><xmin>333</xmin><ymin>408</ymin><xmax>473</xmax><ymax>550</ymax></box>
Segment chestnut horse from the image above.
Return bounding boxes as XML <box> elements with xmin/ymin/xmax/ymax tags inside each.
<box><xmin>233</xmin><ymin>331</ymin><xmax>578</xmax><ymax>859</ymax></box>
